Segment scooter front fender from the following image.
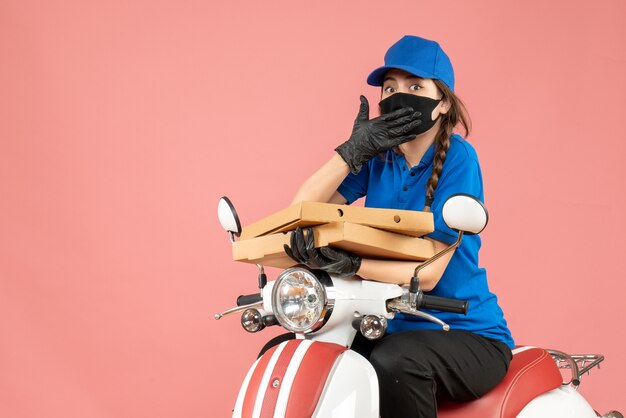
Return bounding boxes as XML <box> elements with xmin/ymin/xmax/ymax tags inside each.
<box><xmin>232</xmin><ymin>339</ymin><xmax>378</xmax><ymax>418</ymax></box>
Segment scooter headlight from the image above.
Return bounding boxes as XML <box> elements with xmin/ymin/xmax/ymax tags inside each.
<box><xmin>271</xmin><ymin>267</ymin><xmax>331</xmax><ymax>333</ymax></box>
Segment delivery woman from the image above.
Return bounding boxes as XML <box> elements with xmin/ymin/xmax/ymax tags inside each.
<box><xmin>279</xmin><ymin>35</ymin><xmax>514</xmax><ymax>418</ymax></box>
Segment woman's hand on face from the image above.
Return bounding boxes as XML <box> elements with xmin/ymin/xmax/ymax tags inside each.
<box><xmin>335</xmin><ymin>95</ymin><xmax>422</xmax><ymax>175</ymax></box>
<box><xmin>283</xmin><ymin>227</ymin><xmax>361</xmax><ymax>277</ymax></box>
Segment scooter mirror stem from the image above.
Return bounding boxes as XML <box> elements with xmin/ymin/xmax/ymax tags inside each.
<box><xmin>409</xmin><ymin>231</ymin><xmax>464</xmax><ymax>308</ymax></box>
<box><xmin>256</xmin><ymin>264</ymin><xmax>267</xmax><ymax>289</ymax></box>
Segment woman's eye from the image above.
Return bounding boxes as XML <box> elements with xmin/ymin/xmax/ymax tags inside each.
<box><xmin>410</xmin><ymin>84</ymin><xmax>422</xmax><ymax>91</ymax></box>
<box><xmin>383</xmin><ymin>86</ymin><xmax>395</xmax><ymax>93</ymax></box>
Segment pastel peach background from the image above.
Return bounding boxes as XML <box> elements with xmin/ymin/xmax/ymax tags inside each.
<box><xmin>1</xmin><ymin>0</ymin><xmax>625</xmax><ymax>417</ymax></box>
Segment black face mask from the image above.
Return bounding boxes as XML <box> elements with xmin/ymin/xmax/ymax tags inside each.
<box><xmin>379</xmin><ymin>93</ymin><xmax>442</xmax><ymax>136</ymax></box>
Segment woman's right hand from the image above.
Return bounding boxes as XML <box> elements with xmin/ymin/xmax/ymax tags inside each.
<box><xmin>335</xmin><ymin>95</ymin><xmax>422</xmax><ymax>174</ymax></box>
<box><xmin>283</xmin><ymin>227</ymin><xmax>362</xmax><ymax>277</ymax></box>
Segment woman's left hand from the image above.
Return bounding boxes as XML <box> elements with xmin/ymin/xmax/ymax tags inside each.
<box><xmin>284</xmin><ymin>227</ymin><xmax>361</xmax><ymax>277</ymax></box>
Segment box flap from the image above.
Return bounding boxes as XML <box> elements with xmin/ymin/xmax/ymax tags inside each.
<box><xmin>240</xmin><ymin>201</ymin><xmax>434</xmax><ymax>239</ymax></box>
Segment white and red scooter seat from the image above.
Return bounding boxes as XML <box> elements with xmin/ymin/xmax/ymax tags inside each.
<box><xmin>438</xmin><ymin>346</ymin><xmax>563</xmax><ymax>418</ymax></box>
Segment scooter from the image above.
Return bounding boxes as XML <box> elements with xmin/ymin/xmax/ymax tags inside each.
<box><xmin>215</xmin><ymin>194</ymin><xmax>623</xmax><ymax>418</ymax></box>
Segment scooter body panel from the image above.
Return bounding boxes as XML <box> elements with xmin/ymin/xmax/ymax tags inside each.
<box><xmin>312</xmin><ymin>349</ymin><xmax>379</xmax><ymax>418</ymax></box>
<box><xmin>307</xmin><ymin>276</ymin><xmax>402</xmax><ymax>346</ymax></box>
<box><xmin>517</xmin><ymin>385</ymin><xmax>597</xmax><ymax>418</ymax></box>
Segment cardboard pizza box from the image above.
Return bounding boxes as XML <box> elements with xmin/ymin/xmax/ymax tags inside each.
<box><xmin>239</xmin><ymin>201</ymin><xmax>434</xmax><ymax>240</ymax></box>
<box><xmin>233</xmin><ymin>222</ymin><xmax>436</xmax><ymax>269</ymax></box>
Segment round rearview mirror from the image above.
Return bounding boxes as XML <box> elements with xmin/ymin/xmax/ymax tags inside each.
<box><xmin>441</xmin><ymin>194</ymin><xmax>488</xmax><ymax>235</ymax></box>
<box><xmin>217</xmin><ymin>196</ymin><xmax>242</xmax><ymax>236</ymax></box>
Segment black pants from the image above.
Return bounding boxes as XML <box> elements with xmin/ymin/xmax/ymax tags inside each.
<box><xmin>259</xmin><ymin>330</ymin><xmax>512</xmax><ymax>418</ymax></box>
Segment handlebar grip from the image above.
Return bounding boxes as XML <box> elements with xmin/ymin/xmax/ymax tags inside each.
<box><xmin>236</xmin><ymin>293</ymin><xmax>262</xmax><ymax>306</ymax></box>
<box><xmin>418</xmin><ymin>294</ymin><xmax>468</xmax><ymax>315</ymax></box>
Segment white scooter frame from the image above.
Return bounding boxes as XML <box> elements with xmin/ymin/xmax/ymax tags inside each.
<box><xmin>215</xmin><ymin>195</ymin><xmax>622</xmax><ymax>418</ymax></box>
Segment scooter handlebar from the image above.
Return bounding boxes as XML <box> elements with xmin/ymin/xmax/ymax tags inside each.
<box><xmin>236</xmin><ymin>293</ymin><xmax>262</xmax><ymax>306</ymax></box>
<box><xmin>418</xmin><ymin>294</ymin><xmax>468</xmax><ymax>315</ymax></box>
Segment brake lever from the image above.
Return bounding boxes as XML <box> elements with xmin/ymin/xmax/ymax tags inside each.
<box><xmin>214</xmin><ymin>300</ymin><xmax>263</xmax><ymax>320</ymax></box>
<box><xmin>387</xmin><ymin>299</ymin><xmax>450</xmax><ymax>331</ymax></box>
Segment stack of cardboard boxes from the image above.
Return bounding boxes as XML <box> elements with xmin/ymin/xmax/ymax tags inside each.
<box><xmin>232</xmin><ymin>202</ymin><xmax>437</xmax><ymax>269</ymax></box>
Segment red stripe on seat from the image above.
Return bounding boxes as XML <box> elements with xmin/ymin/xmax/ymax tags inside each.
<box><xmin>259</xmin><ymin>340</ymin><xmax>301</xmax><ymax>418</ymax></box>
<box><xmin>285</xmin><ymin>342</ymin><xmax>348</xmax><ymax>418</ymax></box>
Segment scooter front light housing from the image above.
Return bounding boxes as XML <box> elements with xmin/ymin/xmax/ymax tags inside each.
<box><xmin>360</xmin><ymin>315</ymin><xmax>387</xmax><ymax>340</ymax></box>
<box><xmin>271</xmin><ymin>267</ymin><xmax>332</xmax><ymax>333</ymax></box>
<box><xmin>241</xmin><ymin>308</ymin><xmax>264</xmax><ymax>333</ymax></box>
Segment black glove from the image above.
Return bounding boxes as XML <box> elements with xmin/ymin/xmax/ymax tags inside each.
<box><xmin>335</xmin><ymin>95</ymin><xmax>422</xmax><ymax>174</ymax></box>
<box><xmin>284</xmin><ymin>227</ymin><xmax>362</xmax><ymax>277</ymax></box>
